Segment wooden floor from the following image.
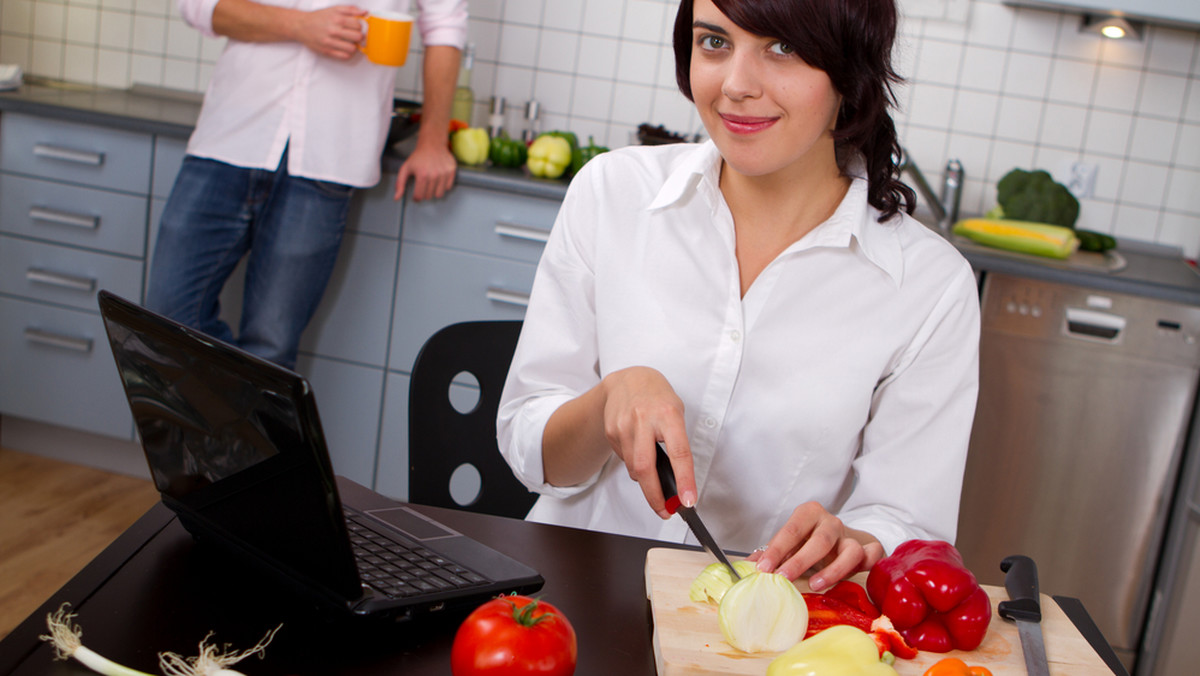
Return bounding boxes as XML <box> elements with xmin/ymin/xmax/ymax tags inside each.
<box><xmin>0</xmin><ymin>446</ymin><xmax>159</xmax><ymax>640</ymax></box>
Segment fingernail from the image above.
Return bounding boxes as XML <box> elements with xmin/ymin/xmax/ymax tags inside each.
<box><xmin>657</xmin><ymin>509</ymin><xmax>672</xmax><ymax>520</ymax></box>
<box><xmin>809</xmin><ymin>576</ymin><xmax>826</xmax><ymax>591</ymax></box>
<box><xmin>756</xmin><ymin>557</ymin><xmax>774</xmax><ymax>573</ymax></box>
<box><xmin>682</xmin><ymin>490</ymin><xmax>697</xmax><ymax>508</ymax></box>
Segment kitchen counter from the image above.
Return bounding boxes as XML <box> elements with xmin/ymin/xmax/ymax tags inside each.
<box><xmin>4</xmin><ymin>79</ymin><xmax>1198</xmax><ymax>305</ymax></box>
<box><xmin>0</xmin><ymin>477</ymin><xmax>1127</xmax><ymax>676</ymax></box>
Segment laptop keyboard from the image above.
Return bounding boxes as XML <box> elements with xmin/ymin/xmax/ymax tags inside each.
<box><xmin>345</xmin><ymin>514</ymin><xmax>489</xmax><ymax>599</ymax></box>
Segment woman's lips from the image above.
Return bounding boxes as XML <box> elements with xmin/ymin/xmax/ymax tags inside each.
<box><xmin>720</xmin><ymin>113</ymin><xmax>778</xmax><ymax>135</ymax></box>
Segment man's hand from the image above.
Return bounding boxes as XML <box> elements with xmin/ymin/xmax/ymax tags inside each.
<box><xmin>395</xmin><ymin>139</ymin><xmax>458</xmax><ymax>201</ymax></box>
<box><xmin>212</xmin><ymin>0</ymin><xmax>366</xmax><ymax>57</ymax></box>
<box><xmin>294</xmin><ymin>5</ymin><xmax>366</xmax><ymax>60</ymax></box>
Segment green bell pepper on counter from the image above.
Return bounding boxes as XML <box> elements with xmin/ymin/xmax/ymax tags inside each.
<box><xmin>488</xmin><ymin>131</ymin><xmax>527</xmax><ymax>168</ymax></box>
<box><xmin>574</xmin><ymin>136</ymin><xmax>609</xmax><ymax>173</ymax></box>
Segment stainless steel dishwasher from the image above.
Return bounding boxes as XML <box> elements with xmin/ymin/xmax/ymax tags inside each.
<box><xmin>955</xmin><ymin>272</ymin><xmax>1200</xmax><ymax>671</ymax></box>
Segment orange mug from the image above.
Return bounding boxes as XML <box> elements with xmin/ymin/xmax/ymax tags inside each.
<box><xmin>360</xmin><ymin>11</ymin><xmax>413</xmax><ymax>67</ymax></box>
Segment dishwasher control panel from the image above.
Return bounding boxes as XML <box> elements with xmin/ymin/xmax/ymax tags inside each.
<box><xmin>981</xmin><ymin>272</ymin><xmax>1200</xmax><ymax>364</ymax></box>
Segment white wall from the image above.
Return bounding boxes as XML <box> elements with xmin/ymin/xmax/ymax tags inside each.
<box><xmin>2</xmin><ymin>0</ymin><xmax>1198</xmax><ymax>256</ymax></box>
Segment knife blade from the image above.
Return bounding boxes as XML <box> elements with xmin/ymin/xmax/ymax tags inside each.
<box><xmin>654</xmin><ymin>443</ymin><xmax>741</xmax><ymax>580</ymax></box>
<box><xmin>998</xmin><ymin>554</ymin><xmax>1050</xmax><ymax>676</ymax></box>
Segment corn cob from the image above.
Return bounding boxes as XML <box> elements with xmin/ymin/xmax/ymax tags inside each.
<box><xmin>952</xmin><ymin>218</ymin><xmax>1079</xmax><ymax>260</ymax></box>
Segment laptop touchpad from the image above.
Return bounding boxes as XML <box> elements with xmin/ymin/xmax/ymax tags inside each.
<box><xmin>367</xmin><ymin>507</ymin><xmax>459</xmax><ymax>541</ymax></box>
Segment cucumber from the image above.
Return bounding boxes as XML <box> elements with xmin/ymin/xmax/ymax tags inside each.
<box><xmin>1076</xmin><ymin>229</ymin><xmax>1116</xmax><ymax>252</ymax></box>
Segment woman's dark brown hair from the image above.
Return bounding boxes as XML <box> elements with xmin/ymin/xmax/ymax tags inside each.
<box><xmin>673</xmin><ymin>0</ymin><xmax>915</xmax><ymax>222</ymax></box>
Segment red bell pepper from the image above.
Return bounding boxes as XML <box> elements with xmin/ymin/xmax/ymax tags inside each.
<box><xmin>803</xmin><ymin>581</ymin><xmax>918</xmax><ymax>660</ymax></box>
<box><xmin>866</xmin><ymin>540</ymin><xmax>992</xmax><ymax>652</ymax></box>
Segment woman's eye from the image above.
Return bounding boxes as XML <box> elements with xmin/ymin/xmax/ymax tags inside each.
<box><xmin>769</xmin><ymin>42</ymin><xmax>795</xmax><ymax>56</ymax></box>
<box><xmin>698</xmin><ymin>35</ymin><xmax>726</xmax><ymax>50</ymax></box>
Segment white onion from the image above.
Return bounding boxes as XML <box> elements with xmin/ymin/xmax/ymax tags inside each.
<box><xmin>689</xmin><ymin>560</ymin><xmax>760</xmax><ymax>603</ymax></box>
<box><xmin>718</xmin><ymin>572</ymin><xmax>809</xmax><ymax>653</ymax></box>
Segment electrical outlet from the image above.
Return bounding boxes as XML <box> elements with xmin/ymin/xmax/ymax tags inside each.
<box><xmin>1066</xmin><ymin>162</ymin><xmax>1098</xmax><ymax>199</ymax></box>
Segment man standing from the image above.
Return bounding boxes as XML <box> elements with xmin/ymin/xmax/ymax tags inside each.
<box><xmin>148</xmin><ymin>0</ymin><xmax>467</xmax><ymax>369</ymax></box>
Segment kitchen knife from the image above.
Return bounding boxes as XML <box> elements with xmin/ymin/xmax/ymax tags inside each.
<box><xmin>654</xmin><ymin>443</ymin><xmax>741</xmax><ymax>580</ymax></box>
<box><xmin>999</xmin><ymin>554</ymin><xmax>1050</xmax><ymax>676</ymax></box>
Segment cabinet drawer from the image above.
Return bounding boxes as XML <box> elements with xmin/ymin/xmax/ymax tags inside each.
<box><xmin>389</xmin><ymin>242</ymin><xmax>535</xmax><ymax>372</ymax></box>
<box><xmin>0</xmin><ymin>173</ymin><xmax>149</xmax><ymax>256</ymax></box>
<box><xmin>299</xmin><ymin>232</ymin><xmax>399</xmax><ymax>367</ymax></box>
<box><xmin>0</xmin><ymin>114</ymin><xmax>152</xmax><ymax>194</ymax></box>
<box><xmin>348</xmin><ymin>172</ymin><xmax>402</xmax><ymax>239</ymax></box>
<box><xmin>295</xmin><ymin>354</ymin><xmax>384</xmax><ymax>489</ymax></box>
<box><xmin>0</xmin><ymin>235</ymin><xmax>143</xmax><ymax>310</ymax></box>
<box><xmin>151</xmin><ymin>135</ymin><xmax>188</xmax><ymax>199</ymax></box>
<box><xmin>0</xmin><ymin>296</ymin><xmax>133</xmax><ymax>439</ymax></box>
<box><xmin>401</xmin><ymin>185</ymin><xmax>558</xmax><ymax>263</ymax></box>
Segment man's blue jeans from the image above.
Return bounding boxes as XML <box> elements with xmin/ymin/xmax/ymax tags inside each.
<box><xmin>146</xmin><ymin>154</ymin><xmax>354</xmax><ymax>370</ymax></box>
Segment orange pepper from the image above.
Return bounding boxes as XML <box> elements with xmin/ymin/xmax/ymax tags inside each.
<box><xmin>922</xmin><ymin>657</ymin><xmax>993</xmax><ymax>676</ymax></box>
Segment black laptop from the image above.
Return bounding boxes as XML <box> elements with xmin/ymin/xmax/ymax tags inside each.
<box><xmin>97</xmin><ymin>290</ymin><xmax>543</xmax><ymax>621</ymax></box>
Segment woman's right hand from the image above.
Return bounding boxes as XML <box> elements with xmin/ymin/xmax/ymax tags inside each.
<box><xmin>600</xmin><ymin>366</ymin><xmax>697</xmax><ymax>519</ymax></box>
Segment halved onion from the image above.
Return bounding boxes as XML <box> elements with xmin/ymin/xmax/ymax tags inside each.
<box><xmin>718</xmin><ymin>572</ymin><xmax>809</xmax><ymax>653</ymax></box>
<box><xmin>688</xmin><ymin>560</ymin><xmax>760</xmax><ymax>603</ymax></box>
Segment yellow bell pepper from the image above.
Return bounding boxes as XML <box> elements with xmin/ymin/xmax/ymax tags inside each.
<box><xmin>450</xmin><ymin>127</ymin><xmax>490</xmax><ymax>166</ymax></box>
<box><xmin>526</xmin><ymin>134</ymin><xmax>573</xmax><ymax>179</ymax></box>
<box><xmin>766</xmin><ymin>626</ymin><xmax>900</xmax><ymax>676</ymax></box>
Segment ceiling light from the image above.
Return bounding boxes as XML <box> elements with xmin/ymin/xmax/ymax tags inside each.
<box><xmin>1080</xmin><ymin>14</ymin><xmax>1143</xmax><ymax>40</ymax></box>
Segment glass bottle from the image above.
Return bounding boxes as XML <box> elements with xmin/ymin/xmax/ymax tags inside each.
<box><xmin>451</xmin><ymin>43</ymin><xmax>475</xmax><ymax>125</ymax></box>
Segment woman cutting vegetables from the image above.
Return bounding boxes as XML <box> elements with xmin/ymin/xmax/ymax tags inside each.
<box><xmin>497</xmin><ymin>0</ymin><xmax>980</xmax><ymax>592</ymax></box>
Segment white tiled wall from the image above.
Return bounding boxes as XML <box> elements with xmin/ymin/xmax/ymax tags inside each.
<box><xmin>3</xmin><ymin>0</ymin><xmax>1199</xmax><ymax>255</ymax></box>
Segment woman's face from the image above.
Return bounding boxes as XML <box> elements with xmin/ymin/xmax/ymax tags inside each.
<box><xmin>688</xmin><ymin>0</ymin><xmax>842</xmax><ymax>180</ymax></box>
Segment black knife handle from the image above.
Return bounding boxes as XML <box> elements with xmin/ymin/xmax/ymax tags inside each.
<box><xmin>998</xmin><ymin>554</ymin><xmax>1042</xmax><ymax>623</ymax></box>
<box><xmin>654</xmin><ymin>443</ymin><xmax>681</xmax><ymax>511</ymax></box>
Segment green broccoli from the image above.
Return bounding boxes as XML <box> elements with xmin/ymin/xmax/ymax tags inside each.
<box><xmin>988</xmin><ymin>168</ymin><xmax>1080</xmax><ymax>229</ymax></box>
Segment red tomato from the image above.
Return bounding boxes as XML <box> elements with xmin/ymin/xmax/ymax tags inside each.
<box><xmin>450</xmin><ymin>595</ymin><xmax>577</xmax><ymax>676</ymax></box>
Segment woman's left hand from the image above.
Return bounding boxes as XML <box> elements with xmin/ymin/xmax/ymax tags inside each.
<box><xmin>747</xmin><ymin>502</ymin><xmax>885</xmax><ymax>591</ymax></box>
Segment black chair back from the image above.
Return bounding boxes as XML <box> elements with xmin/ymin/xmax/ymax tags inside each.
<box><xmin>408</xmin><ymin>320</ymin><xmax>538</xmax><ymax>519</ymax></box>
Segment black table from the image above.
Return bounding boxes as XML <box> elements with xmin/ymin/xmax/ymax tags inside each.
<box><xmin>0</xmin><ymin>479</ymin><xmax>1128</xmax><ymax>675</ymax></box>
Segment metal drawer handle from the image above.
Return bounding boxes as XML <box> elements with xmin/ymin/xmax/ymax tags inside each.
<box><xmin>24</xmin><ymin>327</ymin><xmax>93</xmax><ymax>353</ymax></box>
<box><xmin>494</xmin><ymin>221</ymin><xmax>550</xmax><ymax>244</ymax></box>
<box><xmin>1064</xmin><ymin>307</ymin><xmax>1125</xmax><ymax>341</ymax></box>
<box><xmin>26</xmin><ymin>267</ymin><xmax>97</xmax><ymax>292</ymax></box>
<box><xmin>33</xmin><ymin>143</ymin><xmax>105</xmax><ymax>166</ymax></box>
<box><xmin>29</xmin><ymin>206</ymin><xmax>100</xmax><ymax>230</ymax></box>
<box><xmin>485</xmin><ymin>287</ymin><xmax>530</xmax><ymax>308</ymax></box>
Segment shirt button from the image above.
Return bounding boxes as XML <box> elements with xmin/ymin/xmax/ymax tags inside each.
<box><xmin>730</xmin><ymin>330</ymin><xmax>742</xmax><ymax>343</ymax></box>
<box><xmin>704</xmin><ymin>417</ymin><xmax>717</xmax><ymax>428</ymax></box>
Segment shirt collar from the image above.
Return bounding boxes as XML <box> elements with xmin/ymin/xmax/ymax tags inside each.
<box><xmin>801</xmin><ymin>166</ymin><xmax>905</xmax><ymax>287</ymax></box>
<box><xmin>647</xmin><ymin>140</ymin><xmax>724</xmax><ymax>211</ymax></box>
<box><xmin>649</xmin><ymin>144</ymin><xmax>904</xmax><ymax>286</ymax></box>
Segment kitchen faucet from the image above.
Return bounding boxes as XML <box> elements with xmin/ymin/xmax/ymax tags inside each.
<box><xmin>896</xmin><ymin>148</ymin><xmax>964</xmax><ymax>232</ymax></box>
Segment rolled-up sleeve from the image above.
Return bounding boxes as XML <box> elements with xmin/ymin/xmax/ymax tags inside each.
<box><xmin>416</xmin><ymin>0</ymin><xmax>468</xmax><ymax>48</ymax></box>
<box><xmin>497</xmin><ymin>170</ymin><xmax>606</xmax><ymax>499</ymax></box>
<box><xmin>178</xmin><ymin>0</ymin><xmax>220</xmax><ymax>37</ymax></box>
<box><xmin>838</xmin><ymin>259</ymin><xmax>981</xmax><ymax>554</ymax></box>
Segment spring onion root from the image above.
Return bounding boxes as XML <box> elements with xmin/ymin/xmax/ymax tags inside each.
<box><xmin>40</xmin><ymin>603</ymin><xmax>282</xmax><ymax>676</ymax></box>
<box><xmin>40</xmin><ymin>604</ymin><xmax>157</xmax><ymax>676</ymax></box>
<box><xmin>159</xmin><ymin>625</ymin><xmax>282</xmax><ymax>676</ymax></box>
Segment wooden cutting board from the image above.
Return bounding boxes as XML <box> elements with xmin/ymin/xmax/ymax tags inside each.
<box><xmin>645</xmin><ymin>548</ymin><xmax>1112</xmax><ymax>675</ymax></box>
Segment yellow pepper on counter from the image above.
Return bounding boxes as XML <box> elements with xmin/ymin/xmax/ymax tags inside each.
<box><xmin>766</xmin><ymin>626</ymin><xmax>900</xmax><ymax>676</ymax></box>
<box><xmin>526</xmin><ymin>134</ymin><xmax>573</xmax><ymax>179</ymax></box>
<box><xmin>450</xmin><ymin>127</ymin><xmax>489</xmax><ymax>166</ymax></box>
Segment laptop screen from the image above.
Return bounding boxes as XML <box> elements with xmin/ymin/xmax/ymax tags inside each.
<box><xmin>99</xmin><ymin>292</ymin><xmax>363</xmax><ymax>600</ymax></box>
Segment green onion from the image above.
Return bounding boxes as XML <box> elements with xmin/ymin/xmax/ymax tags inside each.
<box><xmin>40</xmin><ymin>603</ymin><xmax>282</xmax><ymax>676</ymax></box>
